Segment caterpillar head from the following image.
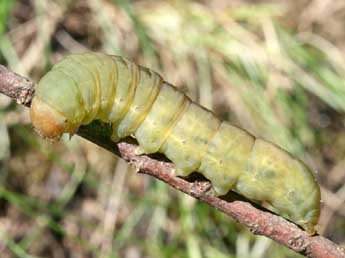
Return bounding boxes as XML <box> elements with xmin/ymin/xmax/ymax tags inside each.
<box><xmin>30</xmin><ymin>62</ymin><xmax>87</xmax><ymax>141</ymax></box>
<box><xmin>30</xmin><ymin>97</ymin><xmax>78</xmax><ymax>141</ymax></box>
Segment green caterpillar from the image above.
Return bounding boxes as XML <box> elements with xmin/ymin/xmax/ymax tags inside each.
<box><xmin>30</xmin><ymin>52</ymin><xmax>321</xmax><ymax>234</ymax></box>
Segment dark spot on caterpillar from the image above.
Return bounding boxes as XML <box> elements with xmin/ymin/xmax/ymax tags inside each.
<box><xmin>288</xmin><ymin>191</ymin><xmax>295</xmax><ymax>199</ymax></box>
<box><xmin>260</xmin><ymin>169</ymin><xmax>277</xmax><ymax>179</ymax></box>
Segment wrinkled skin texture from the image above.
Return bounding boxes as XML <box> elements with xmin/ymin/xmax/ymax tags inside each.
<box><xmin>31</xmin><ymin>52</ymin><xmax>321</xmax><ymax>234</ymax></box>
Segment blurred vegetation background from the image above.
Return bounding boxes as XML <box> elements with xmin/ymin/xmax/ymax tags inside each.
<box><xmin>0</xmin><ymin>0</ymin><xmax>345</xmax><ymax>257</ymax></box>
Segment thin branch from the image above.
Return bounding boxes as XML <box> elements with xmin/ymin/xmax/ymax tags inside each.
<box><xmin>0</xmin><ymin>65</ymin><xmax>34</xmax><ymax>106</ymax></box>
<box><xmin>0</xmin><ymin>64</ymin><xmax>344</xmax><ymax>258</ymax></box>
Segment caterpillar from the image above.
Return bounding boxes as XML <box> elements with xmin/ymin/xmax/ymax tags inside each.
<box><xmin>30</xmin><ymin>52</ymin><xmax>321</xmax><ymax>234</ymax></box>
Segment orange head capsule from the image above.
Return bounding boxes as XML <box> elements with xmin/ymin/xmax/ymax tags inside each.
<box><xmin>30</xmin><ymin>97</ymin><xmax>71</xmax><ymax>140</ymax></box>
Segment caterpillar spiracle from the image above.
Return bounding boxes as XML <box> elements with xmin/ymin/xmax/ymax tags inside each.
<box><xmin>30</xmin><ymin>52</ymin><xmax>321</xmax><ymax>234</ymax></box>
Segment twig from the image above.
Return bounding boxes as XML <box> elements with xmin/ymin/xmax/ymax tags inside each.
<box><xmin>0</xmin><ymin>64</ymin><xmax>344</xmax><ymax>258</ymax></box>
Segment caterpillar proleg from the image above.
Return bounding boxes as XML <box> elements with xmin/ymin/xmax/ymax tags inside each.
<box><xmin>30</xmin><ymin>52</ymin><xmax>321</xmax><ymax>234</ymax></box>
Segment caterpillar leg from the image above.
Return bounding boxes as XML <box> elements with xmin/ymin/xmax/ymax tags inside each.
<box><xmin>171</xmin><ymin>167</ymin><xmax>189</xmax><ymax>177</ymax></box>
<box><xmin>109</xmin><ymin>124</ymin><xmax>148</xmax><ymax>156</ymax></box>
<box><xmin>110</xmin><ymin>125</ymin><xmax>120</xmax><ymax>142</ymax></box>
<box><xmin>133</xmin><ymin>146</ymin><xmax>147</xmax><ymax>155</ymax></box>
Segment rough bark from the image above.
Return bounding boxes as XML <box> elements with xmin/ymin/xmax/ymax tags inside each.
<box><xmin>0</xmin><ymin>64</ymin><xmax>344</xmax><ymax>258</ymax></box>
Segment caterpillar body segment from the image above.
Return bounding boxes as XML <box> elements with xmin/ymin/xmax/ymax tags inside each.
<box><xmin>56</xmin><ymin>53</ymin><xmax>103</xmax><ymax>124</ymax></box>
<box><xmin>199</xmin><ymin>122</ymin><xmax>255</xmax><ymax>196</ymax></box>
<box><xmin>115</xmin><ymin>65</ymin><xmax>163</xmax><ymax>139</ymax></box>
<box><xmin>134</xmin><ymin>82</ymin><xmax>189</xmax><ymax>154</ymax></box>
<box><xmin>30</xmin><ymin>52</ymin><xmax>321</xmax><ymax>234</ymax></box>
<box><xmin>107</xmin><ymin>56</ymin><xmax>138</xmax><ymax>135</ymax></box>
<box><xmin>160</xmin><ymin>102</ymin><xmax>221</xmax><ymax>176</ymax></box>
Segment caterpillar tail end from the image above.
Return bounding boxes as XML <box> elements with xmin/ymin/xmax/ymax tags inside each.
<box><xmin>30</xmin><ymin>97</ymin><xmax>67</xmax><ymax>141</ymax></box>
